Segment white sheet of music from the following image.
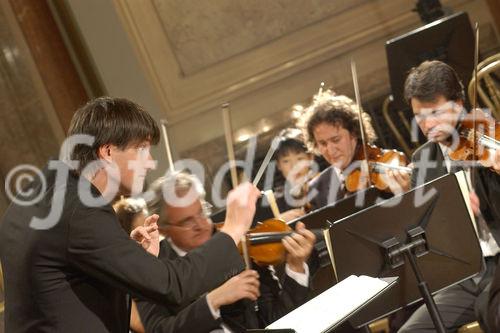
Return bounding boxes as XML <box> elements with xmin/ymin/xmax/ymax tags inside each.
<box><xmin>267</xmin><ymin>275</ymin><xmax>389</xmax><ymax>333</ymax></box>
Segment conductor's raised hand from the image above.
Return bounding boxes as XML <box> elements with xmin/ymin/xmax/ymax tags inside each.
<box><xmin>130</xmin><ymin>214</ymin><xmax>160</xmax><ymax>257</ymax></box>
<box><xmin>221</xmin><ymin>182</ymin><xmax>261</xmax><ymax>245</ymax></box>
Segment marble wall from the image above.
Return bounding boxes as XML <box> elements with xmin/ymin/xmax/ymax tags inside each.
<box><xmin>0</xmin><ymin>2</ymin><xmax>69</xmax><ymax>329</ymax></box>
<box><xmin>0</xmin><ymin>2</ymin><xmax>63</xmax><ymax>212</ymax></box>
<box><xmin>0</xmin><ymin>5</ymin><xmax>66</xmax><ymax>328</ymax></box>
<box><xmin>0</xmin><ymin>1</ymin><xmax>94</xmax><ymax>329</ymax></box>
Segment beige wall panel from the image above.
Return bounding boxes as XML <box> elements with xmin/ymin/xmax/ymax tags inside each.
<box><xmin>151</xmin><ymin>0</ymin><xmax>367</xmax><ymax>74</ymax></box>
<box><xmin>112</xmin><ymin>0</ymin><xmax>499</xmax><ymax>154</ymax></box>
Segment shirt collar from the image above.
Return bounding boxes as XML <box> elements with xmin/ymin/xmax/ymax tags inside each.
<box><xmin>167</xmin><ymin>238</ymin><xmax>188</xmax><ymax>257</ymax></box>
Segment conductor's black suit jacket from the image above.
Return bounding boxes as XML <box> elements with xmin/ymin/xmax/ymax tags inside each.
<box><xmin>0</xmin><ymin>161</ymin><xmax>244</xmax><ymax>333</ymax></box>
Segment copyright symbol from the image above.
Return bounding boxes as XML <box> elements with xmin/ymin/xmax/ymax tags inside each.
<box><xmin>5</xmin><ymin>164</ymin><xmax>46</xmax><ymax>206</ymax></box>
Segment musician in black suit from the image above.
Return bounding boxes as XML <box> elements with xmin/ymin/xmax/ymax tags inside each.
<box><xmin>134</xmin><ymin>172</ymin><xmax>315</xmax><ymax>332</ymax></box>
<box><xmin>0</xmin><ymin>97</ymin><xmax>261</xmax><ymax>333</ymax></box>
<box><xmin>397</xmin><ymin>61</ymin><xmax>500</xmax><ymax>333</ymax></box>
<box><xmin>297</xmin><ymin>91</ymin><xmax>410</xmax><ymax>210</ymax></box>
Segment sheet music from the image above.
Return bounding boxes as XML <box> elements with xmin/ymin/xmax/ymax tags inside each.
<box><xmin>454</xmin><ymin>171</ymin><xmax>478</xmax><ymax>236</ymax></box>
<box><xmin>267</xmin><ymin>275</ymin><xmax>389</xmax><ymax>333</ymax></box>
<box><xmin>323</xmin><ymin>228</ymin><xmax>338</xmax><ymax>283</ymax></box>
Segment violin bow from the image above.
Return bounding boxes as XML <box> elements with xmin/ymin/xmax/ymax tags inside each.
<box><xmin>252</xmin><ymin>136</ymin><xmax>282</xmax><ymax>187</ymax></box>
<box><xmin>160</xmin><ymin>119</ymin><xmax>176</xmax><ymax>173</ymax></box>
<box><xmin>221</xmin><ymin>103</ymin><xmax>252</xmax><ymax>270</ymax></box>
<box><xmin>471</xmin><ymin>22</ymin><xmax>479</xmax><ymax>186</ymax></box>
<box><xmin>221</xmin><ymin>103</ymin><xmax>239</xmax><ymax>189</ymax></box>
<box><xmin>351</xmin><ymin>59</ymin><xmax>372</xmax><ymax>188</ymax></box>
<box><xmin>318</xmin><ymin>81</ymin><xmax>325</xmax><ymax>95</ymax></box>
<box><xmin>221</xmin><ymin>103</ymin><xmax>258</xmax><ymax>276</ymax></box>
<box><xmin>263</xmin><ymin>189</ymin><xmax>281</xmax><ymax>219</ymax></box>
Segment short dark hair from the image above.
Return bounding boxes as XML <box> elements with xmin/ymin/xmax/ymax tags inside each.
<box><xmin>297</xmin><ymin>91</ymin><xmax>376</xmax><ymax>152</ymax></box>
<box><xmin>67</xmin><ymin>97</ymin><xmax>160</xmax><ymax>172</ymax></box>
<box><xmin>404</xmin><ymin>60</ymin><xmax>465</xmax><ymax>105</ymax></box>
<box><xmin>275</xmin><ymin>128</ymin><xmax>308</xmax><ymax>160</ymax></box>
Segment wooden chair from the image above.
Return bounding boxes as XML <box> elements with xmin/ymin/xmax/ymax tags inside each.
<box><xmin>0</xmin><ymin>261</ymin><xmax>4</xmax><ymax>313</ymax></box>
<box><xmin>369</xmin><ymin>318</ymin><xmax>390</xmax><ymax>333</ymax></box>
<box><xmin>458</xmin><ymin>321</ymin><xmax>484</xmax><ymax>333</ymax></box>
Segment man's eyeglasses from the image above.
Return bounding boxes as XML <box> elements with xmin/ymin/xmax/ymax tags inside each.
<box><xmin>414</xmin><ymin>101</ymin><xmax>462</xmax><ymax>122</ymax></box>
<box><xmin>164</xmin><ymin>202</ymin><xmax>213</xmax><ymax>230</ymax></box>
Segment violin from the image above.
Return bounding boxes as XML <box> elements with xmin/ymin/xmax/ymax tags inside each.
<box><xmin>345</xmin><ymin>60</ymin><xmax>412</xmax><ymax>193</ymax></box>
<box><xmin>448</xmin><ymin>110</ymin><xmax>500</xmax><ymax>167</ymax></box>
<box><xmin>216</xmin><ymin>218</ymin><xmax>294</xmax><ymax>266</ymax></box>
<box><xmin>216</xmin><ymin>217</ymin><xmax>324</xmax><ymax>267</ymax></box>
<box><xmin>345</xmin><ymin>144</ymin><xmax>412</xmax><ymax>193</ymax></box>
<box><xmin>221</xmin><ymin>103</ymin><xmax>293</xmax><ymax>268</ymax></box>
<box><xmin>448</xmin><ymin>24</ymin><xmax>500</xmax><ymax>171</ymax></box>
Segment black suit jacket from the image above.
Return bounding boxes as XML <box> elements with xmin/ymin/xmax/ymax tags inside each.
<box><xmin>0</xmin><ymin>162</ymin><xmax>244</xmax><ymax>333</ymax></box>
<box><xmin>308</xmin><ymin>166</ymin><xmax>345</xmax><ymax>211</ymax></box>
<box><xmin>136</xmin><ymin>239</ymin><xmax>310</xmax><ymax>333</ymax></box>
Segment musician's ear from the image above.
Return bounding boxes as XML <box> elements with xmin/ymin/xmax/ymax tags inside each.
<box><xmin>97</xmin><ymin>144</ymin><xmax>113</xmax><ymax>163</ymax></box>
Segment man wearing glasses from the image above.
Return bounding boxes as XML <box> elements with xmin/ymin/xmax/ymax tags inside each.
<box><xmin>399</xmin><ymin>60</ymin><xmax>500</xmax><ymax>332</ymax></box>
<box><xmin>132</xmin><ymin>171</ymin><xmax>315</xmax><ymax>333</ymax></box>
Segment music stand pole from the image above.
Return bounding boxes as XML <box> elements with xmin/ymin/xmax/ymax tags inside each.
<box><xmin>400</xmin><ymin>242</ymin><xmax>448</xmax><ymax>333</ymax></box>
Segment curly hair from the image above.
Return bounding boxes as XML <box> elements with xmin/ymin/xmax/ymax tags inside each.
<box><xmin>296</xmin><ymin>90</ymin><xmax>377</xmax><ymax>153</ymax></box>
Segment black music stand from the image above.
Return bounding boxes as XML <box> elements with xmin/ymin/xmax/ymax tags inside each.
<box><xmin>386</xmin><ymin>12</ymin><xmax>475</xmax><ymax>111</ymax></box>
<box><xmin>323</xmin><ymin>172</ymin><xmax>482</xmax><ymax>332</ymax></box>
<box><xmin>287</xmin><ymin>187</ymin><xmax>387</xmax><ymax>296</ymax></box>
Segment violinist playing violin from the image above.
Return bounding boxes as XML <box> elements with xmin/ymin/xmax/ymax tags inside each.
<box><xmin>133</xmin><ymin>171</ymin><xmax>316</xmax><ymax>333</ymax></box>
<box><xmin>297</xmin><ymin>89</ymin><xmax>411</xmax><ymax>210</ymax></box>
<box><xmin>398</xmin><ymin>60</ymin><xmax>500</xmax><ymax>333</ymax></box>
<box><xmin>271</xmin><ymin>128</ymin><xmax>317</xmax><ymax>222</ymax></box>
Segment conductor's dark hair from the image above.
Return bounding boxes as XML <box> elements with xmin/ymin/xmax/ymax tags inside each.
<box><xmin>67</xmin><ymin>97</ymin><xmax>160</xmax><ymax>172</ymax></box>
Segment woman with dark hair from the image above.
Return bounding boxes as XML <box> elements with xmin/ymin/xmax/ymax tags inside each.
<box><xmin>271</xmin><ymin>128</ymin><xmax>316</xmax><ymax>220</ymax></box>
